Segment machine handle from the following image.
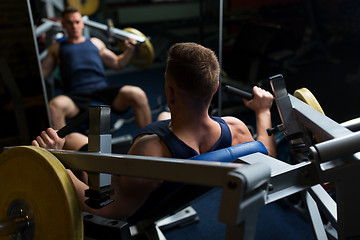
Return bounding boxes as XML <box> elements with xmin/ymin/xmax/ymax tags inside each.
<box><xmin>56</xmin><ymin>110</ymin><xmax>89</xmax><ymax>138</ymax></box>
<box><xmin>224</xmin><ymin>85</ymin><xmax>253</xmax><ymax>100</ymax></box>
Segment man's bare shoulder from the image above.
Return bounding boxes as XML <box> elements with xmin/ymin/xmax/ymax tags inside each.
<box><xmin>222</xmin><ymin>116</ymin><xmax>246</xmax><ymax>128</ymax></box>
<box><xmin>128</xmin><ymin>134</ymin><xmax>171</xmax><ymax>158</ymax></box>
<box><xmin>90</xmin><ymin>37</ymin><xmax>106</xmax><ymax>50</ymax></box>
<box><xmin>222</xmin><ymin>116</ymin><xmax>254</xmax><ymax>145</ymax></box>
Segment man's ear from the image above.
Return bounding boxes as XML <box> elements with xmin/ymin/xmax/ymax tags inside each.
<box><xmin>214</xmin><ymin>81</ymin><xmax>219</xmax><ymax>94</ymax></box>
<box><xmin>166</xmin><ymin>86</ymin><xmax>175</xmax><ymax>105</ymax></box>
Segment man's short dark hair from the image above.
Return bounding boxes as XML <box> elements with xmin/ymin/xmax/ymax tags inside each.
<box><xmin>62</xmin><ymin>6</ymin><xmax>80</xmax><ymax>17</ymax></box>
<box><xmin>166</xmin><ymin>42</ymin><xmax>220</xmax><ymax>99</ymax></box>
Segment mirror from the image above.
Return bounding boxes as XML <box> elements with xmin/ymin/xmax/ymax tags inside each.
<box><xmin>29</xmin><ymin>0</ymin><xmax>222</xmax><ymax>139</ymax></box>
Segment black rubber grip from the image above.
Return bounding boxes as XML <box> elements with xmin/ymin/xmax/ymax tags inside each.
<box><xmin>224</xmin><ymin>85</ymin><xmax>253</xmax><ymax>100</ymax></box>
<box><xmin>56</xmin><ymin>110</ymin><xmax>89</xmax><ymax>138</ymax></box>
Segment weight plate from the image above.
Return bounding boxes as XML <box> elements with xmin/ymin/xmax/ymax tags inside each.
<box><xmin>0</xmin><ymin>146</ymin><xmax>83</xmax><ymax>239</ymax></box>
<box><xmin>67</xmin><ymin>0</ymin><xmax>99</xmax><ymax>16</ymax></box>
<box><xmin>294</xmin><ymin>88</ymin><xmax>325</xmax><ymax>115</ymax></box>
<box><xmin>119</xmin><ymin>28</ymin><xmax>155</xmax><ymax>69</ymax></box>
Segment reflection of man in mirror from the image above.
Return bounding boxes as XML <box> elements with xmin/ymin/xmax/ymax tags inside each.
<box><xmin>41</xmin><ymin>6</ymin><xmax>152</xmax><ymax>131</ymax></box>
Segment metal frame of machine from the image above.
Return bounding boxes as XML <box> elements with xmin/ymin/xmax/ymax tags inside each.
<box><xmin>45</xmin><ymin>74</ymin><xmax>360</xmax><ymax>240</ymax></box>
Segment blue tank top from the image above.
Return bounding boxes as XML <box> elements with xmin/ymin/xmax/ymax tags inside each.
<box><xmin>59</xmin><ymin>38</ymin><xmax>108</xmax><ymax>93</ymax></box>
<box><xmin>134</xmin><ymin>116</ymin><xmax>232</xmax><ymax>159</ymax></box>
<box><xmin>128</xmin><ymin>116</ymin><xmax>232</xmax><ymax>224</ymax></box>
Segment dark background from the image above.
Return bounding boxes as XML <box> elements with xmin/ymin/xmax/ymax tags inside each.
<box><xmin>3</xmin><ymin>0</ymin><xmax>359</xmax><ymax>147</ymax></box>
<box><xmin>30</xmin><ymin>0</ymin><xmax>360</xmax><ymax>124</ymax></box>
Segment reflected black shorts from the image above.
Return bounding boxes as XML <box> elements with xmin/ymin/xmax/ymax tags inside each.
<box><xmin>66</xmin><ymin>85</ymin><xmax>128</xmax><ymax>114</ymax></box>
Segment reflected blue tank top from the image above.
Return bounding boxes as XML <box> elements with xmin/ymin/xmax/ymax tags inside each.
<box><xmin>134</xmin><ymin>116</ymin><xmax>232</xmax><ymax>159</ymax></box>
<box><xmin>59</xmin><ymin>38</ymin><xmax>108</xmax><ymax>93</ymax></box>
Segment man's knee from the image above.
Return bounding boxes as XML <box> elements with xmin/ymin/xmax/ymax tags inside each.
<box><xmin>157</xmin><ymin>111</ymin><xmax>171</xmax><ymax>121</ymax></box>
<box><xmin>49</xmin><ymin>95</ymin><xmax>69</xmax><ymax>110</ymax></box>
<box><xmin>133</xmin><ymin>87</ymin><xmax>149</xmax><ymax>105</ymax></box>
<box><xmin>121</xmin><ymin>85</ymin><xmax>149</xmax><ymax>105</ymax></box>
<box><xmin>49</xmin><ymin>95</ymin><xmax>78</xmax><ymax>118</ymax></box>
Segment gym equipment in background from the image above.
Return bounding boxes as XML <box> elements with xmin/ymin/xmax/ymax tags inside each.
<box><xmin>67</xmin><ymin>0</ymin><xmax>100</xmax><ymax>16</ymax></box>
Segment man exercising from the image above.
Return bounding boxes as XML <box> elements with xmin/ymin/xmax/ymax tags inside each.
<box><xmin>41</xmin><ymin>6</ymin><xmax>152</xmax><ymax>131</ymax></box>
<box><xmin>33</xmin><ymin>42</ymin><xmax>276</xmax><ymax>220</ymax></box>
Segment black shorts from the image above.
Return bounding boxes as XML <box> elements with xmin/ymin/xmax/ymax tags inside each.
<box><xmin>66</xmin><ymin>86</ymin><xmax>128</xmax><ymax>115</ymax></box>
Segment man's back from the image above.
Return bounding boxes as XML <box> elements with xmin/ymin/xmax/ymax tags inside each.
<box><xmin>134</xmin><ymin>117</ymin><xmax>232</xmax><ymax>159</ymax></box>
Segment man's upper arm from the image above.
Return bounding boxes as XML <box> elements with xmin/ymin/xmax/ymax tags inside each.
<box><xmin>41</xmin><ymin>43</ymin><xmax>59</xmax><ymax>78</ymax></box>
<box><xmin>223</xmin><ymin>116</ymin><xmax>254</xmax><ymax>145</ymax></box>
<box><xmin>128</xmin><ymin>134</ymin><xmax>170</xmax><ymax>158</ymax></box>
<box><xmin>91</xmin><ymin>37</ymin><xmax>128</xmax><ymax>70</ymax></box>
<box><xmin>90</xmin><ymin>37</ymin><xmax>113</xmax><ymax>66</ymax></box>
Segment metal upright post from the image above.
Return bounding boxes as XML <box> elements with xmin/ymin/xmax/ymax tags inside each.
<box><xmin>218</xmin><ymin>0</ymin><xmax>223</xmax><ymax>117</ymax></box>
<box><xmin>86</xmin><ymin>105</ymin><xmax>114</xmax><ymax>209</ymax></box>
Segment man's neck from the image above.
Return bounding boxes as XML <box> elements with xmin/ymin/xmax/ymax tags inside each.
<box><xmin>66</xmin><ymin>35</ymin><xmax>86</xmax><ymax>43</ymax></box>
<box><xmin>170</xmin><ymin>109</ymin><xmax>212</xmax><ymax>132</ymax></box>
<box><xmin>169</xmin><ymin>110</ymin><xmax>221</xmax><ymax>154</ymax></box>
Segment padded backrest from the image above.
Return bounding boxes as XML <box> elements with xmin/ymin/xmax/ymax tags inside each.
<box><xmin>190</xmin><ymin>141</ymin><xmax>267</xmax><ymax>162</ymax></box>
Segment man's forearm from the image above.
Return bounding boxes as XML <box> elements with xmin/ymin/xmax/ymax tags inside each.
<box><xmin>115</xmin><ymin>49</ymin><xmax>134</xmax><ymax>70</ymax></box>
<box><xmin>255</xmin><ymin>110</ymin><xmax>276</xmax><ymax>158</ymax></box>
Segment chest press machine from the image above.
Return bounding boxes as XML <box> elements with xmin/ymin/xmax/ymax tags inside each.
<box><xmin>1</xmin><ymin>74</ymin><xmax>360</xmax><ymax>240</ymax></box>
